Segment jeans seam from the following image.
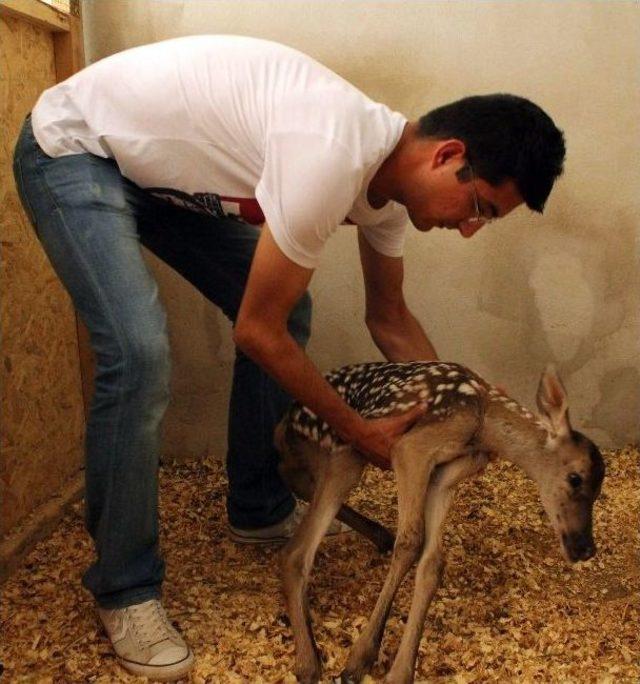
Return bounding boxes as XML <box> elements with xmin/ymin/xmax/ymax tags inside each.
<box><xmin>14</xmin><ymin>158</ymin><xmax>39</xmax><ymax>232</ymax></box>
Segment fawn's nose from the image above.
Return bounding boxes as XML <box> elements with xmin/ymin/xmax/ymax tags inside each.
<box><xmin>563</xmin><ymin>532</ymin><xmax>596</xmax><ymax>562</ymax></box>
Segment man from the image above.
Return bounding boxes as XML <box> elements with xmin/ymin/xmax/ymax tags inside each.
<box><xmin>13</xmin><ymin>35</ymin><xmax>565</xmax><ymax>680</ymax></box>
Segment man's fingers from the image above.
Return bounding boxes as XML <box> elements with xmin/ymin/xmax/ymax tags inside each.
<box><xmin>359</xmin><ymin>403</ymin><xmax>429</xmax><ymax>468</ymax></box>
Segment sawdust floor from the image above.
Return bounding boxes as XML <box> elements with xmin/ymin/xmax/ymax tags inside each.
<box><xmin>1</xmin><ymin>447</ymin><xmax>638</xmax><ymax>683</ymax></box>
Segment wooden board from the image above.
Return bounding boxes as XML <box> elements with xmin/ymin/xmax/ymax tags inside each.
<box><xmin>0</xmin><ymin>13</ymin><xmax>85</xmax><ymax>537</ymax></box>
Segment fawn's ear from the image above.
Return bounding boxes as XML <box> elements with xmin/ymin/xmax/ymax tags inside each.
<box><xmin>536</xmin><ymin>365</ymin><xmax>571</xmax><ymax>437</ymax></box>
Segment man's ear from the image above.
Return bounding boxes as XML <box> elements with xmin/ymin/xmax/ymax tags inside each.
<box><xmin>536</xmin><ymin>365</ymin><xmax>571</xmax><ymax>437</ymax></box>
<box><xmin>432</xmin><ymin>138</ymin><xmax>467</xmax><ymax>168</ymax></box>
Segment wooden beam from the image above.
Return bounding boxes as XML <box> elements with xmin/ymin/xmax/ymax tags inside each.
<box><xmin>53</xmin><ymin>1</ymin><xmax>84</xmax><ymax>81</ymax></box>
<box><xmin>0</xmin><ymin>0</ymin><xmax>69</xmax><ymax>33</ymax></box>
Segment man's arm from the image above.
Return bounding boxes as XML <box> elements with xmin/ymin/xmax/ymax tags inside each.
<box><xmin>234</xmin><ymin>224</ymin><xmax>425</xmax><ymax>469</ymax></box>
<box><xmin>358</xmin><ymin>229</ymin><xmax>438</xmax><ymax>361</ymax></box>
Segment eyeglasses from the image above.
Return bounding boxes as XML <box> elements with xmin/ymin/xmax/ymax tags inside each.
<box><xmin>465</xmin><ymin>164</ymin><xmax>495</xmax><ymax>228</ymax></box>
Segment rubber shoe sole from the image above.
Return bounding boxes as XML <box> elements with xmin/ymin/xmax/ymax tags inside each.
<box><xmin>228</xmin><ymin>502</ymin><xmax>350</xmax><ymax>546</ymax></box>
<box><xmin>117</xmin><ymin>649</ymin><xmax>194</xmax><ymax>682</ymax></box>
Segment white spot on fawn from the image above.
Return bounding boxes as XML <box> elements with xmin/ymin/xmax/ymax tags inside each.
<box><xmin>397</xmin><ymin>402</ymin><xmax>414</xmax><ymax>411</ymax></box>
<box><xmin>457</xmin><ymin>383</ymin><xmax>476</xmax><ymax>396</ymax></box>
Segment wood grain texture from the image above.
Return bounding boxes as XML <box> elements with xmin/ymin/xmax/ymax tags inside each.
<box><xmin>0</xmin><ymin>13</ymin><xmax>84</xmax><ymax>537</ymax></box>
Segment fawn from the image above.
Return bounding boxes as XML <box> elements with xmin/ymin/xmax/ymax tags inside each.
<box><xmin>275</xmin><ymin>361</ymin><xmax>605</xmax><ymax>684</ymax></box>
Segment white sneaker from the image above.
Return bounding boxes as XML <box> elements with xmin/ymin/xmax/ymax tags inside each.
<box><xmin>228</xmin><ymin>499</ymin><xmax>350</xmax><ymax>545</ymax></box>
<box><xmin>98</xmin><ymin>598</ymin><xmax>194</xmax><ymax>681</ymax></box>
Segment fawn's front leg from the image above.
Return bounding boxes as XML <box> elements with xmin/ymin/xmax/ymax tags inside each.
<box><xmin>342</xmin><ymin>414</ymin><xmax>480</xmax><ymax>683</ymax></box>
<box><xmin>340</xmin><ymin>441</ymin><xmax>436</xmax><ymax>682</ymax></box>
<box><xmin>384</xmin><ymin>452</ymin><xmax>489</xmax><ymax>684</ymax></box>
<box><xmin>281</xmin><ymin>446</ymin><xmax>365</xmax><ymax>684</ymax></box>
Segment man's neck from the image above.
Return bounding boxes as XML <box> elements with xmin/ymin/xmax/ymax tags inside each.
<box><xmin>368</xmin><ymin>121</ymin><xmax>418</xmax><ymax>208</ymax></box>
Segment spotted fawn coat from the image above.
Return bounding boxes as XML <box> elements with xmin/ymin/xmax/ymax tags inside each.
<box><xmin>275</xmin><ymin>361</ymin><xmax>604</xmax><ymax>684</ymax></box>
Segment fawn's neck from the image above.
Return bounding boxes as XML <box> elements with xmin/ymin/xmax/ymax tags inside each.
<box><xmin>478</xmin><ymin>393</ymin><xmax>551</xmax><ymax>479</ymax></box>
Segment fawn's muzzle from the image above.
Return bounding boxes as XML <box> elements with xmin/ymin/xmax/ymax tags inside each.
<box><xmin>562</xmin><ymin>531</ymin><xmax>596</xmax><ymax>562</ymax></box>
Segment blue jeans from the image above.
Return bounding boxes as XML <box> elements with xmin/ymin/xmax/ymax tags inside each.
<box><xmin>13</xmin><ymin>117</ymin><xmax>310</xmax><ymax>608</ymax></box>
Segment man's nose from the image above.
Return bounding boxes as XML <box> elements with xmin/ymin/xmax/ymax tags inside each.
<box><xmin>458</xmin><ymin>221</ymin><xmax>485</xmax><ymax>239</ymax></box>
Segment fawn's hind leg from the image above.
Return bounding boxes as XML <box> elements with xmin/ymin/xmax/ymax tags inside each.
<box><xmin>278</xmin><ymin>430</ymin><xmax>394</xmax><ymax>553</ymax></box>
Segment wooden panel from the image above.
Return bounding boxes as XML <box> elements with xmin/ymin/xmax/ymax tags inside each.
<box><xmin>0</xmin><ymin>14</ymin><xmax>85</xmax><ymax>536</ymax></box>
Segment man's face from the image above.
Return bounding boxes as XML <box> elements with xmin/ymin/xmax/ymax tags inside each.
<box><xmin>404</xmin><ymin>140</ymin><xmax>524</xmax><ymax>238</ymax></box>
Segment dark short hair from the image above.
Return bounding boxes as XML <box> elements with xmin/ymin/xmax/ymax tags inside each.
<box><xmin>418</xmin><ymin>94</ymin><xmax>566</xmax><ymax>212</ymax></box>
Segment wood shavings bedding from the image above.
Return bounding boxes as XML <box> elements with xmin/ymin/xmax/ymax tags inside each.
<box><xmin>1</xmin><ymin>447</ymin><xmax>638</xmax><ymax>682</ymax></box>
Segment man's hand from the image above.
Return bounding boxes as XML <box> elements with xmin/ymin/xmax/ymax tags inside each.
<box><xmin>352</xmin><ymin>404</ymin><xmax>427</xmax><ymax>470</ymax></box>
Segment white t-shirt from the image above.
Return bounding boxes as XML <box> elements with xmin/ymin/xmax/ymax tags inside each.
<box><xmin>32</xmin><ymin>35</ymin><xmax>409</xmax><ymax>268</ymax></box>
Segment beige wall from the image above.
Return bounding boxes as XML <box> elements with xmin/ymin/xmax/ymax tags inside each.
<box><xmin>81</xmin><ymin>0</ymin><xmax>640</xmax><ymax>454</ymax></box>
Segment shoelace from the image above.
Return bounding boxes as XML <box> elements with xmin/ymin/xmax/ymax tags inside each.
<box><xmin>128</xmin><ymin>601</ymin><xmax>177</xmax><ymax>649</ymax></box>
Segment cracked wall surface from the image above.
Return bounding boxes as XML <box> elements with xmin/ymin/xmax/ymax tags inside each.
<box><xmin>82</xmin><ymin>0</ymin><xmax>640</xmax><ymax>454</ymax></box>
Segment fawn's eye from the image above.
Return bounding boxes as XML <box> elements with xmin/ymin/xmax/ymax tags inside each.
<box><xmin>568</xmin><ymin>473</ymin><xmax>583</xmax><ymax>489</ymax></box>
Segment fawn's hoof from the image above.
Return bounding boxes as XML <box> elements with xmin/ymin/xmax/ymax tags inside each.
<box><xmin>383</xmin><ymin>667</ymin><xmax>415</xmax><ymax>684</ymax></box>
<box><xmin>295</xmin><ymin>662</ymin><xmax>321</xmax><ymax>684</ymax></box>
